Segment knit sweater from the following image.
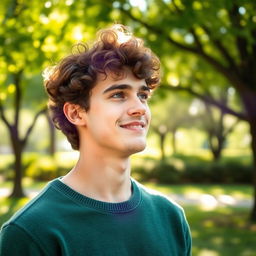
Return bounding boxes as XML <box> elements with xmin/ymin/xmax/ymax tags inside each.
<box><xmin>0</xmin><ymin>178</ymin><xmax>191</xmax><ymax>256</ymax></box>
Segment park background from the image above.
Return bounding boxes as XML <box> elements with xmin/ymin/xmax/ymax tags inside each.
<box><xmin>0</xmin><ymin>0</ymin><xmax>256</xmax><ymax>255</ymax></box>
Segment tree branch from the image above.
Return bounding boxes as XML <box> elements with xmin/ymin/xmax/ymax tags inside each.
<box><xmin>159</xmin><ymin>0</ymin><xmax>183</xmax><ymax>14</ymax></box>
<box><xmin>13</xmin><ymin>70</ymin><xmax>23</xmax><ymax>127</ymax></box>
<box><xmin>119</xmin><ymin>6</ymin><xmax>238</xmax><ymax>87</ymax></box>
<box><xmin>201</xmin><ymin>25</ymin><xmax>237</xmax><ymax>70</ymax></box>
<box><xmin>0</xmin><ymin>100</ymin><xmax>12</xmax><ymax>130</ymax></box>
<box><xmin>223</xmin><ymin>118</ymin><xmax>240</xmax><ymax>138</ymax></box>
<box><xmin>203</xmin><ymin>102</ymin><xmax>216</xmax><ymax>133</ymax></box>
<box><xmin>2</xmin><ymin>0</ymin><xmax>18</xmax><ymax>24</ymax></box>
<box><xmin>172</xmin><ymin>0</ymin><xmax>183</xmax><ymax>13</ymax></box>
<box><xmin>156</xmin><ymin>0</ymin><xmax>174</xmax><ymax>14</ymax></box>
<box><xmin>21</xmin><ymin>107</ymin><xmax>47</xmax><ymax>147</ymax></box>
<box><xmin>228</xmin><ymin>4</ymin><xmax>249</xmax><ymax>63</ymax></box>
<box><xmin>190</xmin><ymin>28</ymin><xmax>204</xmax><ymax>52</ymax></box>
<box><xmin>251</xmin><ymin>22</ymin><xmax>256</xmax><ymax>59</ymax></box>
<box><xmin>119</xmin><ymin>5</ymin><xmax>198</xmax><ymax>53</ymax></box>
<box><xmin>160</xmin><ymin>84</ymin><xmax>248</xmax><ymax>121</ymax></box>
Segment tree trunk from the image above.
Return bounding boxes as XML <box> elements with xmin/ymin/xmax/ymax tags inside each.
<box><xmin>212</xmin><ymin>146</ymin><xmax>221</xmax><ymax>161</ymax></box>
<box><xmin>10</xmin><ymin>145</ymin><xmax>25</xmax><ymax>197</ymax></box>
<box><xmin>45</xmin><ymin>111</ymin><xmax>56</xmax><ymax>156</ymax></box>
<box><xmin>171</xmin><ymin>128</ymin><xmax>177</xmax><ymax>155</ymax></box>
<box><xmin>240</xmin><ymin>89</ymin><xmax>256</xmax><ymax>222</ymax></box>
<box><xmin>9</xmin><ymin>127</ymin><xmax>25</xmax><ymax>197</ymax></box>
<box><xmin>248</xmin><ymin>120</ymin><xmax>256</xmax><ymax>222</ymax></box>
<box><xmin>209</xmin><ymin>135</ymin><xmax>225</xmax><ymax>161</ymax></box>
<box><xmin>160</xmin><ymin>133</ymin><xmax>166</xmax><ymax>160</ymax></box>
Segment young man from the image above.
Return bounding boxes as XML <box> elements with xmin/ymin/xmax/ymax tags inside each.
<box><xmin>0</xmin><ymin>24</ymin><xmax>191</xmax><ymax>255</ymax></box>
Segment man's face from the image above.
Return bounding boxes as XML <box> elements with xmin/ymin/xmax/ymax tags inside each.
<box><xmin>79</xmin><ymin>68</ymin><xmax>151</xmax><ymax>157</ymax></box>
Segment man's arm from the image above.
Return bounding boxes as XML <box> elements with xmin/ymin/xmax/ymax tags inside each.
<box><xmin>0</xmin><ymin>224</ymin><xmax>46</xmax><ymax>256</ymax></box>
<box><xmin>185</xmin><ymin>223</ymin><xmax>192</xmax><ymax>256</ymax></box>
<box><xmin>181</xmin><ymin>212</ymin><xmax>192</xmax><ymax>256</ymax></box>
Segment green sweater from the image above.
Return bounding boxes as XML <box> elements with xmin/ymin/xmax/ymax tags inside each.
<box><xmin>0</xmin><ymin>178</ymin><xmax>191</xmax><ymax>255</ymax></box>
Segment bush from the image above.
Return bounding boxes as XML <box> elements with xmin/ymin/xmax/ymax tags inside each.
<box><xmin>132</xmin><ymin>156</ymin><xmax>252</xmax><ymax>184</ymax></box>
<box><xmin>1</xmin><ymin>153</ymin><xmax>252</xmax><ymax>183</ymax></box>
<box><xmin>153</xmin><ymin>162</ymin><xmax>181</xmax><ymax>184</ymax></box>
<box><xmin>1</xmin><ymin>153</ymin><xmax>39</xmax><ymax>181</ymax></box>
<box><xmin>25</xmin><ymin>156</ymin><xmax>72</xmax><ymax>181</ymax></box>
<box><xmin>26</xmin><ymin>157</ymin><xmax>58</xmax><ymax>181</ymax></box>
<box><xmin>0</xmin><ymin>153</ymin><xmax>76</xmax><ymax>182</ymax></box>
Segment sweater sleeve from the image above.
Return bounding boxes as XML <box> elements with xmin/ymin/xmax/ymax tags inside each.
<box><xmin>182</xmin><ymin>213</ymin><xmax>192</xmax><ymax>256</ymax></box>
<box><xmin>0</xmin><ymin>224</ymin><xmax>46</xmax><ymax>256</ymax></box>
<box><xmin>185</xmin><ymin>223</ymin><xmax>192</xmax><ymax>256</ymax></box>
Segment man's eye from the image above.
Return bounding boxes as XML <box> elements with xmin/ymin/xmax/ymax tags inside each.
<box><xmin>111</xmin><ymin>92</ymin><xmax>125</xmax><ymax>99</ymax></box>
<box><xmin>138</xmin><ymin>92</ymin><xmax>150</xmax><ymax>100</ymax></box>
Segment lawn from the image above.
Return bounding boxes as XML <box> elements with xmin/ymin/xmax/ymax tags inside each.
<box><xmin>144</xmin><ymin>182</ymin><xmax>253</xmax><ymax>199</ymax></box>
<box><xmin>145</xmin><ymin>182</ymin><xmax>256</xmax><ymax>255</ymax></box>
<box><xmin>0</xmin><ymin>181</ymin><xmax>255</xmax><ymax>256</ymax></box>
<box><xmin>185</xmin><ymin>206</ymin><xmax>256</xmax><ymax>256</ymax></box>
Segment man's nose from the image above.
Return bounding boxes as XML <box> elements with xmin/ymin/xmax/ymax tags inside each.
<box><xmin>127</xmin><ymin>98</ymin><xmax>147</xmax><ymax>116</ymax></box>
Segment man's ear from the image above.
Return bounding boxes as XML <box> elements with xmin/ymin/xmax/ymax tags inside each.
<box><xmin>63</xmin><ymin>102</ymin><xmax>86</xmax><ymax>126</ymax></box>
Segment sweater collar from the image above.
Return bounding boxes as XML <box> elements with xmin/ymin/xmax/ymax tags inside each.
<box><xmin>50</xmin><ymin>178</ymin><xmax>141</xmax><ymax>214</ymax></box>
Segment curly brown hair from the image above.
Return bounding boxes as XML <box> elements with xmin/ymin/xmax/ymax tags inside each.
<box><xmin>44</xmin><ymin>24</ymin><xmax>161</xmax><ymax>150</ymax></box>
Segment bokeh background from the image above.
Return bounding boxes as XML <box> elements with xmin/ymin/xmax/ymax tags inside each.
<box><xmin>0</xmin><ymin>0</ymin><xmax>256</xmax><ymax>255</ymax></box>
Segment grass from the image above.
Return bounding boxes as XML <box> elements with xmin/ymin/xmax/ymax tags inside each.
<box><xmin>186</xmin><ymin>206</ymin><xmax>256</xmax><ymax>256</ymax></box>
<box><xmin>0</xmin><ymin>181</ymin><xmax>255</xmax><ymax>255</ymax></box>
<box><xmin>2</xmin><ymin>179</ymin><xmax>253</xmax><ymax>199</ymax></box>
<box><xmin>143</xmin><ymin>182</ymin><xmax>252</xmax><ymax>199</ymax></box>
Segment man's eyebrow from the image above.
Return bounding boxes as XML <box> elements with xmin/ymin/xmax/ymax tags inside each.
<box><xmin>103</xmin><ymin>84</ymin><xmax>150</xmax><ymax>94</ymax></box>
<box><xmin>140</xmin><ymin>85</ymin><xmax>151</xmax><ymax>92</ymax></box>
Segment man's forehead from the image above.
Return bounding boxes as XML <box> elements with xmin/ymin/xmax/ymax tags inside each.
<box><xmin>103</xmin><ymin>83</ymin><xmax>150</xmax><ymax>95</ymax></box>
<box><xmin>96</xmin><ymin>68</ymin><xmax>147</xmax><ymax>87</ymax></box>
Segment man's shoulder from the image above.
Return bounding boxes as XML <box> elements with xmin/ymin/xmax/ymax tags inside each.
<box><xmin>134</xmin><ymin>180</ymin><xmax>189</xmax><ymax>232</ymax></box>
<box><xmin>2</xmin><ymin>180</ymin><xmax>59</xmax><ymax>230</ymax></box>
<box><xmin>0</xmin><ymin>179</ymin><xmax>68</xmax><ymax>255</ymax></box>
<box><xmin>134</xmin><ymin>180</ymin><xmax>184</xmax><ymax>213</ymax></box>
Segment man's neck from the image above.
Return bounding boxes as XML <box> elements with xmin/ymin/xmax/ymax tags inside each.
<box><xmin>61</xmin><ymin>152</ymin><xmax>132</xmax><ymax>203</ymax></box>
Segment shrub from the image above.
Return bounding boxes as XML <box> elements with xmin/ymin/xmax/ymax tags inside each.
<box><xmin>132</xmin><ymin>156</ymin><xmax>252</xmax><ymax>184</ymax></box>
<box><xmin>26</xmin><ymin>157</ymin><xmax>58</xmax><ymax>181</ymax></box>
<box><xmin>1</xmin><ymin>153</ymin><xmax>252</xmax><ymax>183</ymax></box>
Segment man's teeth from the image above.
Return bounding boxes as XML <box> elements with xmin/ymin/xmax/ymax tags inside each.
<box><xmin>128</xmin><ymin>125</ymin><xmax>142</xmax><ymax>128</ymax></box>
<box><xmin>122</xmin><ymin>124</ymin><xmax>143</xmax><ymax>128</ymax></box>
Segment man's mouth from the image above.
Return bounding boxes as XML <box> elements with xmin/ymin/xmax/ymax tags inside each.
<box><xmin>120</xmin><ymin>121</ymin><xmax>146</xmax><ymax>131</ymax></box>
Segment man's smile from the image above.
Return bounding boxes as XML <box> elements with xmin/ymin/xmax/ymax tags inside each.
<box><xmin>119</xmin><ymin>121</ymin><xmax>147</xmax><ymax>131</ymax></box>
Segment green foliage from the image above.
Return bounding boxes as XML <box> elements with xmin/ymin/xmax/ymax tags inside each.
<box><xmin>0</xmin><ymin>153</ymin><xmax>75</xmax><ymax>182</ymax></box>
<box><xmin>0</xmin><ymin>154</ymin><xmax>13</xmax><ymax>177</ymax></box>
<box><xmin>104</xmin><ymin>0</ymin><xmax>255</xmax><ymax>124</ymax></box>
<box><xmin>132</xmin><ymin>155</ymin><xmax>252</xmax><ymax>184</ymax></box>
<box><xmin>0</xmin><ymin>152</ymin><xmax>251</xmax><ymax>184</ymax></box>
<box><xmin>1</xmin><ymin>153</ymin><xmax>38</xmax><ymax>180</ymax></box>
<box><xmin>25</xmin><ymin>155</ymin><xmax>74</xmax><ymax>181</ymax></box>
<box><xmin>26</xmin><ymin>157</ymin><xmax>59</xmax><ymax>181</ymax></box>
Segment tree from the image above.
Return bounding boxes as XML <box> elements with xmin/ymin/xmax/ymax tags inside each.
<box><xmin>100</xmin><ymin>0</ymin><xmax>256</xmax><ymax>220</ymax></box>
<box><xmin>189</xmin><ymin>91</ymin><xmax>239</xmax><ymax>161</ymax></box>
<box><xmin>45</xmin><ymin>111</ymin><xmax>56</xmax><ymax>156</ymax></box>
<box><xmin>0</xmin><ymin>0</ymin><xmax>111</xmax><ymax>197</ymax></box>
<box><xmin>0</xmin><ymin>0</ymin><xmax>49</xmax><ymax>196</ymax></box>
<box><xmin>150</xmin><ymin>92</ymin><xmax>193</xmax><ymax>159</ymax></box>
<box><xmin>202</xmin><ymin>104</ymin><xmax>239</xmax><ymax>161</ymax></box>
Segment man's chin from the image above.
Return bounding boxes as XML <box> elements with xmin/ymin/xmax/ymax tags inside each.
<box><xmin>125</xmin><ymin>142</ymin><xmax>146</xmax><ymax>155</ymax></box>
